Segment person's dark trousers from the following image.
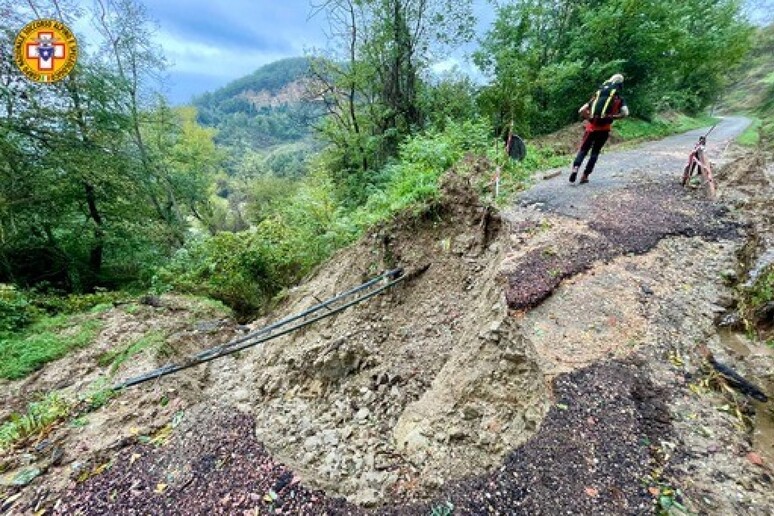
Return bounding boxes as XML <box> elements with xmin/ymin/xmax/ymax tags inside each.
<box><xmin>572</xmin><ymin>130</ymin><xmax>610</xmax><ymax>175</ymax></box>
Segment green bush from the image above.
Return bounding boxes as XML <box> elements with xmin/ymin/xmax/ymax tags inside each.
<box><xmin>353</xmin><ymin>119</ymin><xmax>495</xmax><ymax>227</ymax></box>
<box><xmin>0</xmin><ymin>285</ymin><xmax>36</xmax><ymax>333</ymax></box>
<box><xmin>155</xmin><ymin>232</ymin><xmax>275</xmax><ymax>317</ymax></box>
<box><xmin>31</xmin><ymin>290</ymin><xmax>129</xmax><ymax>315</ymax></box>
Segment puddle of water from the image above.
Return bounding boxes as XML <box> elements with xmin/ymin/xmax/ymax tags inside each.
<box><xmin>752</xmin><ymin>394</ymin><xmax>774</xmax><ymax>466</ymax></box>
<box><xmin>717</xmin><ymin>328</ymin><xmax>752</xmax><ymax>358</ymax></box>
<box><xmin>717</xmin><ymin>328</ymin><xmax>774</xmax><ymax>464</ymax></box>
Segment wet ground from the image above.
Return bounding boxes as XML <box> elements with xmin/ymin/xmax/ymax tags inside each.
<box><xmin>505</xmin><ymin>116</ymin><xmax>748</xmax><ymax>311</ymax></box>
<box><xmin>56</xmin><ymin>361</ymin><xmax>669</xmax><ymax>516</ymax></box>
<box><xmin>8</xmin><ymin>116</ymin><xmax>774</xmax><ymax>515</ymax></box>
<box><xmin>521</xmin><ymin>115</ymin><xmax>750</xmax><ymax>213</ymax></box>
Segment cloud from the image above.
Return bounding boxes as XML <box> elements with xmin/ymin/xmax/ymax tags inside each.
<box><xmin>138</xmin><ymin>0</ymin><xmax>328</xmax><ymax>102</ymax></box>
<box><xmin>137</xmin><ymin>0</ymin><xmax>495</xmax><ymax>103</ymax></box>
<box><xmin>146</xmin><ymin>0</ymin><xmax>322</xmax><ymax>54</ymax></box>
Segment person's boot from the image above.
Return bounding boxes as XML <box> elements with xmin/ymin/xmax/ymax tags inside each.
<box><xmin>569</xmin><ymin>166</ymin><xmax>579</xmax><ymax>183</ymax></box>
<box><xmin>579</xmin><ymin>173</ymin><xmax>590</xmax><ymax>184</ymax></box>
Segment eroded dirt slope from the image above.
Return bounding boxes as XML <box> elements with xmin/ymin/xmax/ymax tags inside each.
<box><xmin>4</xmin><ymin>116</ymin><xmax>774</xmax><ymax>515</ymax></box>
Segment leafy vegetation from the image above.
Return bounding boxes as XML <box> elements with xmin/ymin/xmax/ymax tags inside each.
<box><xmin>474</xmin><ymin>0</ymin><xmax>751</xmax><ymax>137</ymax></box>
<box><xmin>97</xmin><ymin>331</ymin><xmax>167</xmax><ymax>374</ymax></box>
<box><xmin>0</xmin><ymin>315</ymin><xmax>103</xmax><ymax>380</ymax></box>
<box><xmin>1</xmin><ymin>0</ymin><xmax>763</xmax><ymax>332</ymax></box>
<box><xmin>351</xmin><ymin>120</ymin><xmax>495</xmax><ymax>226</ymax></box>
<box><xmin>0</xmin><ymin>285</ymin><xmax>36</xmax><ymax>334</ymax></box>
<box><xmin>0</xmin><ymin>393</ymin><xmax>71</xmax><ymax>452</ymax></box>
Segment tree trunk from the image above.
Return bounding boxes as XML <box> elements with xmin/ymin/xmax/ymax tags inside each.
<box><xmin>84</xmin><ymin>182</ymin><xmax>104</xmax><ymax>278</ymax></box>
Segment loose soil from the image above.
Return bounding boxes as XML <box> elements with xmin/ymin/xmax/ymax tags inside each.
<box><xmin>3</xmin><ymin>116</ymin><xmax>773</xmax><ymax>515</ymax></box>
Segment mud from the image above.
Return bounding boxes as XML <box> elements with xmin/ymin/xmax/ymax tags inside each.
<box><xmin>503</xmin><ymin>181</ymin><xmax>739</xmax><ymax>310</ymax></box>
<box><xmin>0</xmin><ymin>297</ymin><xmax>236</xmax><ymax>513</ymax></box>
<box><xmin>54</xmin><ymin>360</ymin><xmax>672</xmax><ymax>516</ymax></box>
<box><xmin>4</xmin><ymin>117</ymin><xmax>774</xmax><ymax>515</ymax></box>
<box><xmin>393</xmin><ymin>359</ymin><xmax>670</xmax><ymax>516</ymax></box>
<box><xmin>200</xmin><ymin>167</ymin><xmax>549</xmax><ymax>504</ymax></box>
<box><xmin>54</xmin><ymin>406</ymin><xmax>356</xmax><ymax>516</ymax></box>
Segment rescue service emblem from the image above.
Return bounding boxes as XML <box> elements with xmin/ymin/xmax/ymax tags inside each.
<box><xmin>13</xmin><ymin>19</ymin><xmax>78</xmax><ymax>83</ymax></box>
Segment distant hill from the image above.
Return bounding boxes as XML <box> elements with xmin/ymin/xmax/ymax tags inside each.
<box><xmin>193</xmin><ymin>57</ymin><xmax>318</xmax><ymax>152</ymax></box>
<box><xmin>721</xmin><ymin>24</ymin><xmax>774</xmax><ymax>114</ymax></box>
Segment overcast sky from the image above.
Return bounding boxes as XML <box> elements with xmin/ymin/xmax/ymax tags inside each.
<box><xmin>139</xmin><ymin>0</ymin><xmax>495</xmax><ymax>104</ymax></box>
<box><xmin>141</xmin><ymin>0</ymin><xmax>325</xmax><ymax>103</ymax></box>
<box><xmin>22</xmin><ymin>0</ymin><xmax>770</xmax><ymax>104</ymax></box>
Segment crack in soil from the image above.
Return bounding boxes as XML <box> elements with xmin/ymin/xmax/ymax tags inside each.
<box><xmin>504</xmin><ymin>181</ymin><xmax>740</xmax><ymax>310</ymax></box>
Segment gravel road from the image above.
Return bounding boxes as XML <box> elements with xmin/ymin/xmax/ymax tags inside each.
<box><xmin>520</xmin><ymin>116</ymin><xmax>751</xmax><ymax>217</ymax></box>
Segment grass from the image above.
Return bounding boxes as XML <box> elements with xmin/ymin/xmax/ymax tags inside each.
<box><xmin>0</xmin><ymin>392</ymin><xmax>72</xmax><ymax>452</ymax></box>
<box><xmin>0</xmin><ymin>316</ymin><xmax>103</xmax><ymax>380</ymax></box>
<box><xmin>614</xmin><ymin>113</ymin><xmax>718</xmax><ymax>142</ymax></box>
<box><xmin>737</xmin><ymin>117</ymin><xmax>761</xmax><ymax>146</ymax></box>
<box><xmin>739</xmin><ymin>263</ymin><xmax>774</xmax><ymax>337</ymax></box>
<box><xmin>97</xmin><ymin>331</ymin><xmax>167</xmax><ymax>374</ymax></box>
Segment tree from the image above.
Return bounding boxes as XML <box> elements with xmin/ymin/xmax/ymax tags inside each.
<box><xmin>309</xmin><ymin>0</ymin><xmax>475</xmax><ymax>200</ymax></box>
<box><xmin>0</xmin><ymin>0</ymin><xmax>221</xmax><ymax>290</ymax></box>
<box><xmin>476</xmin><ymin>0</ymin><xmax>752</xmax><ymax>135</ymax></box>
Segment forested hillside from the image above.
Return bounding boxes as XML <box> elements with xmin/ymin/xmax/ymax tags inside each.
<box><xmin>723</xmin><ymin>23</ymin><xmax>774</xmax><ymax>146</ymax></box>
<box><xmin>193</xmin><ymin>57</ymin><xmax>315</xmax><ymax>153</ymax></box>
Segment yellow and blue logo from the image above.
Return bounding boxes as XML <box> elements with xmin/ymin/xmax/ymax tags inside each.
<box><xmin>13</xmin><ymin>19</ymin><xmax>78</xmax><ymax>83</ymax></box>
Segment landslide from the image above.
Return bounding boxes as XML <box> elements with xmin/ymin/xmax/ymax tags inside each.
<box><xmin>202</xmin><ymin>159</ymin><xmax>549</xmax><ymax>505</ymax></box>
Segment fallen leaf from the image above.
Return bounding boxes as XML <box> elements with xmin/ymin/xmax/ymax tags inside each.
<box><xmin>747</xmin><ymin>452</ymin><xmax>764</xmax><ymax>466</ymax></box>
<box><xmin>1</xmin><ymin>493</ymin><xmax>22</xmax><ymax>507</ymax></box>
<box><xmin>154</xmin><ymin>483</ymin><xmax>167</xmax><ymax>494</ymax></box>
<box><xmin>648</xmin><ymin>486</ymin><xmax>660</xmax><ymax>496</ymax></box>
<box><xmin>584</xmin><ymin>487</ymin><xmax>599</xmax><ymax>497</ymax></box>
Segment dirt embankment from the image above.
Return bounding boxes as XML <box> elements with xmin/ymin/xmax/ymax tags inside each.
<box><xmin>200</xmin><ymin>163</ymin><xmax>550</xmax><ymax>505</ymax></box>
<box><xmin>5</xmin><ymin>158</ymin><xmax>554</xmax><ymax>514</ymax></box>
<box><xmin>4</xmin><ymin>122</ymin><xmax>774</xmax><ymax>515</ymax></box>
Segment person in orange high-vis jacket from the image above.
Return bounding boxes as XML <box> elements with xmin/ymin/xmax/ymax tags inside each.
<box><xmin>570</xmin><ymin>74</ymin><xmax>629</xmax><ymax>184</ymax></box>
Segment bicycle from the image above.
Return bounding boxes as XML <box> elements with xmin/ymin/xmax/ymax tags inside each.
<box><xmin>681</xmin><ymin>125</ymin><xmax>717</xmax><ymax>199</ymax></box>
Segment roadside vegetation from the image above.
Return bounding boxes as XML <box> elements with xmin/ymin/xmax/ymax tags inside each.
<box><xmin>724</xmin><ymin>24</ymin><xmax>774</xmax><ymax>344</ymax></box>
<box><xmin>0</xmin><ymin>317</ymin><xmax>102</xmax><ymax>381</ymax></box>
<box><xmin>614</xmin><ymin>114</ymin><xmax>719</xmax><ymax>142</ymax></box>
